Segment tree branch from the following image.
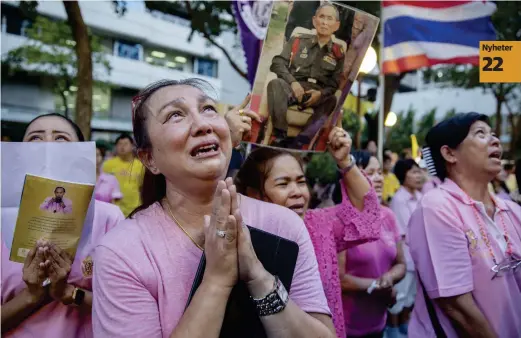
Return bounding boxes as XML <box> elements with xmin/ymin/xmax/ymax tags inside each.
<box><xmin>63</xmin><ymin>1</ymin><xmax>93</xmax><ymax>140</ymax></box>
<box><xmin>183</xmin><ymin>1</ymin><xmax>247</xmax><ymax>80</ymax></box>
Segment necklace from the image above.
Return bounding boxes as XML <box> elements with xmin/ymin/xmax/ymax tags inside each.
<box><xmin>163</xmin><ymin>198</ymin><xmax>204</xmax><ymax>251</ymax></box>
<box><xmin>465</xmin><ymin>193</ymin><xmax>513</xmax><ymax>268</ymax></box>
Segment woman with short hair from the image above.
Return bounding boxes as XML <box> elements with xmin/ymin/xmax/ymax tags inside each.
<box><xmin>388</xmin><ymin>159</ymin><xmax>423</xmax><ymax>335</ymax></box>
<box><xmin>409</xmin><ymin>112</ymin><xmax>521</xmax><ymax>337</ymax></box>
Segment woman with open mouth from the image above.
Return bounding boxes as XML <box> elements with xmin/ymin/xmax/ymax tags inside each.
<box><xmin>92</xmin><ymin>78</ymin><xmax>337</xmax><ymax>338</ymax></box>
<box><xmin>234</xmin><ymin>128</ymin><xmax>381</xmax><ymax>338</ymax></box>
<box><xmin>408</xmin><ymin>112</ymin><xmax>521</xmax><ymax>338</ymax></box>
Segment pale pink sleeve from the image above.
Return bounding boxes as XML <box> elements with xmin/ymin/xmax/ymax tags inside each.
<box><xmin>408</xmin><ymin>203</ymin><xmax>473</xmax><ymax>299</ymax></box>
<box><xmin>383</xmin><ymin>208</ymin><xmax>401</xmax><ymax>242</ymax></box>
<box><xmin>40</xmin><ymin>197</ymin><xmax>52</xmax><ymax>211</ymax></box>
<box><xmin>288</xmin><ymin>217</ymin><xmax>331</xmax><ymax>316</ymax></box>
<box><xmin>307</xmin><ymin>180</ymin><xmax>381</xmax><ymax>253</ymax></box>
<box><xmin>106</xmin><ymin>206</ymin><xmax>124</xmax><ymax>233</ymax></box>
<box><xmin>390</xmin><ymin>194</ymin><xmax>408</xmax><ymax>237</ymax></box>
<box><xmin>93</xmin><ymin>245</ymin><xmax>162</xmax><ymax>338</ymax></box>
<box><xmin>110</xmin><ymin>176</ymin><xmax>123</xmax><ymax>200</ymax></box>
<box><xmin>63</xmin><ymin>199</ymin><xmax>73</xmax><ymax>214</ymax></box>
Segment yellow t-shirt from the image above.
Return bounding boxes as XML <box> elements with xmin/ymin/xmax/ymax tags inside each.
<box><xmin>505</xmin><ymin>174</ymin><xmax>518</xmax><ymax>192</ymax></box>
<box><xmin>102</xmin><ymin>157</ymin><xmax>144</xmax><ymax>217</ymax></box>
<box><xmin>383</xmin><ymin>173</ymin><xmax>400</xmax><ymax>202</ymax></box>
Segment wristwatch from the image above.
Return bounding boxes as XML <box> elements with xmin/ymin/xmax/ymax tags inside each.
<box><xmin>72</xmin><ymin>287</ymin><xmax>85</xmax><ymax>307</ymax></box>
<box><xmin>251</xmin><ymin>276</ymin><xmax>289</xmax><ymax>317</ymax></box>
<box><xmin>337</xmin><ymin>154</ymin><xmax>356</xmax><ymax>176</ymax></box>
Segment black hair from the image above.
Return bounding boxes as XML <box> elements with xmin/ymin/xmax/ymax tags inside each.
<box><xmin>515</xmin><ymin>158</ymin><xmax>521</xmax><ymax>192</ymax></box>
<box><xmin>96</xmin><ymin>143</ymin><xmax>107</xmax><ymax>158</ymax></box>
<box><xmin>234</xmin><ymin>147</ymin><xmax>304</xmax><ymax>200</ymax></box>
<box><xmin>25</xmin><ymin>113</ymin><xmax>85</xmax><ymax>141</ymax></box>
<box><xmin>128</xmin><ymin>78</ymin><xmax>217</xmax><ymax>218</ymax></box>
<box><xmin>115</xmin><ymin>133</ymin><xmax>135</xmax><ymax>146</ymax></box>
<box><xmin>383</xmin><ymin>152</ymin><xmax>392</xmax><ymax>163</ymax></box>
<box><xmin>352</xmin><ymin>150</ymin><xmax>372</xmax><ymax>169</ymax></box>
<box><xmin>54</xmin><ymin>186</ymin><xmax>66</xmax><ymax>193</ymax></box>
<box><xmin>425</xmin><ymin>112</ymin><xmax>489</xmax><ymax>180</ymax></box>
<box><xmin>394</xmin><ymin>159</ymin><xmax>419</xmax><ymax>185</ymax></box>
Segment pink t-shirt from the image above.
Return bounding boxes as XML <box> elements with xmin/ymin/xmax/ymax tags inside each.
<box><xmin>422</xmin><ymin>177</ymin><xmax>441</xmax><ymax>195</ymax></box>
<box><xmin>304</xmin><ymin>181</ymin><xmax>381</xmax><ymax>338</ymax></box>
<box><xmin>408</xmin><ymin>179</ymin><xmax>521</xmax><ymax>338</ymax></box>
<box><xmin>390</xmin><ymin>186</ymin><xmax>422</xmax><ymax>271</ymax></box>
<box><xmin>94</xmin><ymin>173</ymin><xmax>123</xmax><ymax>204</ymax></box>
<box><xmin>343</xmin><ymin>206</ymin><xmax>401</xmax><ymax>336</ymax></box>
<box><xmin>1</xmin><ymin>201</ymin><xmax>124</xmax><ymax>338</ymax></box>
<box><xmin>40</xmin><ymin>197</ymin><xmax>72</xmax><ymax>214</ymax></box>
<box><xmin>92</xmin><ymin>196</ymin><xmax>330</xmax><ymax>338</ymax></box>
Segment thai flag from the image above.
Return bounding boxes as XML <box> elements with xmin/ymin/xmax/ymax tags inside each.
<box><xmin>382</xmin><ymin>1</ymin><xmax>497</xmax><ymax>74</ymax></box>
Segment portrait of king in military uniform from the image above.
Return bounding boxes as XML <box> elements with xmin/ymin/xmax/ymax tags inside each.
<box><xmin>268</xmin><ymin>3</ymin><xmax>345</xmax><ymax>148</ymax></box>
<box><xmin>246</xmin><ymin>0</ymin><xmax>379</xmax><ymax>151</ymax></box>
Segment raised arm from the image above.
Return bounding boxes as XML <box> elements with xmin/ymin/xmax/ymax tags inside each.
<box><xmin>329</xmin><ymin>127</ymin><xmax>371</xmax><ymax>211</ymax></box>
<box><xmin>311</xmin><ymin>128</ymin><xmax>380</xmax><ymax>252</ymax></box>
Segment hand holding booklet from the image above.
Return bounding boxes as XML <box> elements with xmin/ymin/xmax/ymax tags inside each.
<box><xmin>1</xmin><ymin>142</ymin><xmax>97</xmax><ymax>264</ymax></box>
<box><xmin>10</xmin><ymin>174</ymin><xmax>94</xmax><ymax>263</ymax></box>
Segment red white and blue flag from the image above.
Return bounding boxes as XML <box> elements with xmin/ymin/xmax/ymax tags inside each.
<box><xmin>382</xmin><ymin>1</ymin><xmax>497</xmax><ymax>74</ymax></box>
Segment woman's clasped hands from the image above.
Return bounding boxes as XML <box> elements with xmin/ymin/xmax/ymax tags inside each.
<box><xmin>22</xmin><ymin>239</ymin><xmax>75</xmax><ymax>305</ymax></box>
<box><xmin>203</xmin><ymin>178</ymin><xmax>270</xmax><ymax>293</ymax></box>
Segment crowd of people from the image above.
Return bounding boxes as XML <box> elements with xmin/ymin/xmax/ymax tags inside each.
<box><xmin>2</xmin><ymin>78</ymin><xmax>520</xmax><ymax>338</ymax></box>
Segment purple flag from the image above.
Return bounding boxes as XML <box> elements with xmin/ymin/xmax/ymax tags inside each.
<box><xmin>232</xmin><ymin>0</ymin><xmax>273</xmax><ymax>87</ymax></box>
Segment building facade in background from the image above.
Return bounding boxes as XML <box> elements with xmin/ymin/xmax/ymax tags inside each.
<box><xmin>1</xmin><ymin>1</ymin><xmax>249</xmax><ymax>141</ymax></box>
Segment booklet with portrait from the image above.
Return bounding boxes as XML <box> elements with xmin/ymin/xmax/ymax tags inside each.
<box><xmin>185</xmin><ymin>225</ymin><xmax>299</xmax><ymax>338</ymax></box>
<box><xmin>9</xmin><ymin>174</ymin><xmax>95</xmax><ymax>263</ymax></box>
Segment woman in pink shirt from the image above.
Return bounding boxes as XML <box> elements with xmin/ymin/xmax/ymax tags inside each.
<box><xmin>337</xmin><ymin>151</ymin><xmax>406</xmax><ymax>338</ymax></box>
<box><xmin>409</xmin><ymin>112</ymin><xmax>521</xmax><ymax>338</ymax></box>
<box><xmin>1</xmin><ymin>113</ymin><xmax>124</xmax><ymax>337</ymax></box>
<box><xmin>234</xmin><ymin>130</ymin><xmax>381</xmax><ymax>338</ymax></box>
<box><xmin>92</xmin><ymin>79</ymin><xmax>336</xmax><ymax>338</ymax></box>
<box><xmin>94</xmin><ymin>145</ymin><xmax>123</xmax><ymax>203</ymax></box>
<box><xmin>388</xmin><ymin>159</ymin><xmax>423</xmax><ymax>336</ymax></box>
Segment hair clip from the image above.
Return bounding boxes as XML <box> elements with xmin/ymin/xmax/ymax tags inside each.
<box><xmin>422</xmin><ymin>146</ymin><xmax>437</xmax><ymax>177</ymax></box>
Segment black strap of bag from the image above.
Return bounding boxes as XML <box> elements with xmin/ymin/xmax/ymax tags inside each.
<box><xmin>418</xmin><ymin>274</ymin><xmax>447</xmax><ymax>338</ymax></box>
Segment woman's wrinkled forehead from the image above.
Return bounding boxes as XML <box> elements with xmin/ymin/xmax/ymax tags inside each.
<box><xmin>143</xmin><ymin>85</ymin><xmax>217</xmax><ymax>117</ymax></box>
<box><xmin>469</xmin><ymin>120</ymin><xmax>491</xmax><ymax>133</ymax></box>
